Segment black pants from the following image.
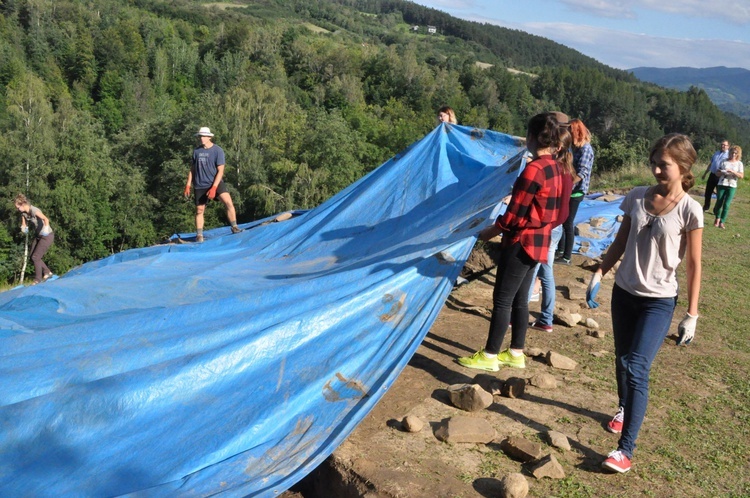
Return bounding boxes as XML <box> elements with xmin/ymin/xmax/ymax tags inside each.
<box><xmin>703</xmin><ymin>173</ymin><xmax>719</xmax><ymax>211</ymax></box>
<box><xmin>558</xmin><ymin>195</ymin><xmax>583</xmax><ymax>260</ymax></box>
<box><xmin>30</xmin><ymin>233</ymin><xmax>54</xmax><ymax>283</ymax></box>
<box><xmin>485</xmin><ymin>242</ymin><xmax>537</xmax><ymax>354</ymax></box>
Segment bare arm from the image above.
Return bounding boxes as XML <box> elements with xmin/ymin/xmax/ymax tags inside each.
<box><xmin>213</xmin><ymin>164</ymin><xmax>225</xmax><ymax>187</ymax></box>
<box><xmin>597</xmin><ymin>214</ymin><xmax>631</xmax><ymax>276</ymax></box>
<box><xmin>684</xmin><ymin>227</ymin><xmax>702</xmax><ymax>316</ymax></box>
<box><xmin>35</xmin><ymin>209</ymin><xmax>50</xmax><ymax>228</ymax></box>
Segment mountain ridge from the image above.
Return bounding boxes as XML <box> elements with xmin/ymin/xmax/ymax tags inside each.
<box><xmin>629</xmin><ymin>66</ymin><xmax>750</xmax><ymax>119</ymax></box>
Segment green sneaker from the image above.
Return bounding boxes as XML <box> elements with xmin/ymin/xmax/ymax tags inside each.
<box><xmin>497</xmin><ymin>349</ymin><xmax>526</xmax><ymax>368</ymax></box>
<box><xmin>457</xmin><ymin>349</ymin><xmax>499</xmax><ymax>372</ymax></box>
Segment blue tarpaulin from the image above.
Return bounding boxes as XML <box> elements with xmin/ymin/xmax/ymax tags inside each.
<box><xmin>0</xmin><ymin>124</ymin><xmax>527</xmax><ymax>497</ymax></box>
<box><xmin>572</xmin><ymin>193</ymin><xmax>625</xmax><ymax>258</ymax></box>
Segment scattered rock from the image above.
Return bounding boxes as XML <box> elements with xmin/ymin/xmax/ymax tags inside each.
<box><xmin>580</xmin><ymin>259</ymin><xmax>600</xmax><ymax>270</ymax></box>
<box><xmin>616</xmin><ymin>214</ymin><xmax>624</xmax><ymax>222</ymax></box>
<box><xmin>501</xmin><ymin>377</ymin><xmax>526</xmax><ymax>398</ymax></box>
<box><xmin>589</xmin><ymin>216</ymin><xmax>607</xmax><ymax>228</ymax></box>
<box><xmin>402</xmin><ymin>415</ymin><xmax>424</xmax><ymax>433</ymax></box>
<box><xmin>529</xmin><ymin>373</ymin><xmax>557</xmax><ymax>389</ymax></box>
<box><xmin>472</xmin><ymin>373</ymin><xmax>504</xmax><ymax>396</ymax></box>
<box><xmin>554</xmin><ymin>310</ymin><xmax>582</xmax><ymax>327</ymax></box>
<box><xmin>585</xmin><ymin>317</ymin><xmax>599</xmax><ymax>329</ymax></box>
<box><xmin>547</xmin><ymin>430</ymin><xmax>571</xmax><ymax>451</ymax></box>
<box><xmin>498</xmin><ymin>473</ymin><xmax>529</xmax><ymax>498</ymax></box>
<box><xmin>599</xmin><ymin>194</ymin><xmax>622</xmax><ymax>202</ymax></box>
<box><xmin>578</xmin><ymin>240</ymin><xmax>591</xmax><ymax>253</ymax></box>
<box><xmin>575</xmin><ymin>222</ymin><xmax>598</xmax><ymax>239</ymax></box>
<box><xmin>546</xmin><ymin>351</ymin><xmax>578</xmax><ymax>371</ymax></box>
<box><xmin>448</xmin><ymin>383</ymin><xmax>494</xmax><ymax>412</ymax></box>
<box><xmin>500</xmin><ymin>436</ymin><xmax>543</xmax><ymax>462</ymax></box>
<box><xmin>434</xmin><ymin>416</ymin><xmax>497</xmax><ymax>444</ymax></box>
<box><xmin>530</xmin><ymin>454</ymin><xmax>566</xmax><ymax>479</ymax></box>
<box><xmin>524</xmin><ymin>347</ymin><xmax>546</xmax><ymax>358</ymax></box>
<box><xmin>590</xmin><ymin>350</ymin><xmax>610</xmax><ymax>358</ymax></box>
<box><xmin>587</xmin><ymin>328</ymin><xmax>606</xmax><ymax>339</ymax></box>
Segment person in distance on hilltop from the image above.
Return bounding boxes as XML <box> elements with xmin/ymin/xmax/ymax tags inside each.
<box><xmin>14</xmin><ymin>193</ymin><xmax>55</xmax><ymax>285</ymax></box>
<box><xmin>586</xmin><ymin>133</ymin><xmax>703</xmax><ymax>474</ymax></box>
<box><xmin>184</xmin><ymin>127</ymin><xmax>243</xmax><ymax>242</ymax></box>
<box><xmin>556</xmin><ymin>118</ymin><xmax>594</xmax><ymax>265</ymax></box>
<box><xmin>701</xmin><ymin>139</ymin><xmax>729</xmax><ymax>212</ymax></box>
<box><xmin>712</xmin><ymin>145</ymin><xmax>743</xmax><ymax>229</ymax></box>
<box><xmin>457</xmin><ymin>112</ymin><xmax>564</xmax><ymax>372</ymax></box>
<box><xmin>436</xmin><ymin>106</ymin><xmax>457</xmax><ymax>125</ymax></box>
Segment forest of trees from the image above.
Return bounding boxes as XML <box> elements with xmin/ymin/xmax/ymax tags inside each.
<box><xmin>1</xmin><ymin>0</ymin><xmax>749</xmax><ymax>284</ymax></box>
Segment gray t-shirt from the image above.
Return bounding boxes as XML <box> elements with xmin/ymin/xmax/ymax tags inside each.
<box><xmin>192</xmin><ymin>144</ymin><xmax>226</xmax><ymax>189</ymax></box>
<box><xmin>22</xmin><ymin>205</ymin><xmax>53</xmax><ymax>237</ymax></box>
<box><xmin>615</xmin><ymin>186</ymin><xmax>703</xmax><ymax>298</ymax></box>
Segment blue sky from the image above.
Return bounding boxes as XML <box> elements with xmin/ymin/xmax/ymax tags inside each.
<box><xmin>410</xmin><ymin>0</ymin><xmax>750</xmax><ymax>70</ymax></box>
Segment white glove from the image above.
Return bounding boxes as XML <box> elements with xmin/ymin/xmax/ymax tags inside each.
<box><xmin>586</xmin><ymin>272</ymin><xmax>602</xmax><ymax>308</ymax></box>
<box><xmin>677</xmin><ymin>313</ymin><xmax>698</xmax><ymax>345</ymax></box>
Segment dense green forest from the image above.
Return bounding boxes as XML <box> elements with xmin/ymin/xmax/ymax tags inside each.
<box><xmin>1</xmin><ymin>0</ymin><xmax>749</xmax><ymax>284</ymax></box>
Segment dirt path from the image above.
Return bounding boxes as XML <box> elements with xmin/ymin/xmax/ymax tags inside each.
<box><xmin>319</xmin><ymin>253</ymin><xmax>686</xmax><ymax>497</ymax></box>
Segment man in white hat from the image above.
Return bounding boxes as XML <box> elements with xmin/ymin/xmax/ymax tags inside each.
<box><xmin>184</xmin><ymin>127</ymin><xmax>242</xmax><ymax>242</ymax></box>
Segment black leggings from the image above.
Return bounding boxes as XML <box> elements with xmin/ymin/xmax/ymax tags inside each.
<box><xmin>485</xmin><ymin>242</ymin><xmax>537</xmax><ymax>353</ymax></box>
<box><xmin>558</xmin><ymin>195</ymin><xmax>583</xmax><ymax>260</ymax></box>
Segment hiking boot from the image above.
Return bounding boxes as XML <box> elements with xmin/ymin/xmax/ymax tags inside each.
<box><xmin>530</xmin><ymin>321</ymin><xmax>553</xmax><ymax>333</ymax></box>
<box><xmin>554</xmin><ymin>257</ymin><xmax>571</xmax><ymax>265</ymax></box>
<box><xmin>196</xmin><ymin>235</ymin><xmax>204</xmax><ymax>243</ymax></box>
<box><xmin>529</xmin><ymin>292</ymin><xmax>540</xmax><ymax>302</ymax></box>
<box><xmin>497</xmin><ymin>349</ymin><xmax>526</xmax><ymax>369</ymax></box>
<box><xmin>457</xmin><ymin>349</ymin><xmax>499</xmax><ymax>372</ymax></box>
<box><xmin>231</xmin><ymin>226</ymin><xmax>243</xmax><ymax>234</ymax></box>
<box><xmin>42</xmin><ymin>272</ymin><xmax>54</xmax><ymax>281</ymax></box>
<box><xmin>602</xmin><ymin>450</ymin><xmax>631</xmax><ymax>473</ymax></box>
<box><xmin>607</xmin><ymin>407</ymin><xmax>624</xmax><ymax>433</ymax></box>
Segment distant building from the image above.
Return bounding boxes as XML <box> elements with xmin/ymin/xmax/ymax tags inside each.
<box><xmin>427</xmin><ymin>25</ymin><xmax>437</xmax><ymax>34</ymax></box>
<box><xmin>411</xmin><ymin>25</ymin><xmax>419</xmax><ymax>32</ymax></box>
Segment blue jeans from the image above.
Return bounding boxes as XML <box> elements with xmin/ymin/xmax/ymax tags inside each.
<box><xmin>528</xmin><ymin>225</ymin><xmax>563</xmax><ymax>326</ymax></box>
<box><xmin>485</xmin><ymin>242</ymin><xmax>537</xmax><ymax>354</ymax></box>
<box><xmin>611</xmin><ymin>284</ymin><xmax>677</xmax><ymax>458</ymax></box>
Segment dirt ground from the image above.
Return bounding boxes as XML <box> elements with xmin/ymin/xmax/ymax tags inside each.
<box><xmin>313</xmin><ymin>251</ymin><xmax>691</xmax><ymax>497</ymax></box>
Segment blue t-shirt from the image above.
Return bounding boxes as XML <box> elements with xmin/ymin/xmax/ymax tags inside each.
<box><xmin>192</xmin><ymin>144</ymin><xmax>226</xmax><ymax>189</ymax></box>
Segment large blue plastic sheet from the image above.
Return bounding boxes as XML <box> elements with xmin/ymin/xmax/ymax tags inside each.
<box><xmin>0</xmin><ymin>124</ymin><xmax>526</xmax><ymax>497</ymax></box>
<box><xmin>572</xmin><ymin>193</ymin><xmax>625</xmax><ymax>258</ymax></box>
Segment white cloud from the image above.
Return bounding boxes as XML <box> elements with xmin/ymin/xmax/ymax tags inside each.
<box><xmin>521</xmin><ymin>21</ymin><xmax>750</xmax><ymax>69</ymax></box>
<box><xmin>559</xmin><ymin>0</ymin><xmax>635</xmax><ymax>19</ymax></box>
<box><xmin>562</xmin><ymin>0</ymin><xmax>750</xmax><ymax>24</ymax></box>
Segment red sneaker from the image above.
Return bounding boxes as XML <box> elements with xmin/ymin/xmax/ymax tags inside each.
<box><xmin>530</xmin><ymin>321</ymin><xmax>553</xmax><ymax>333</ymax></box>
<box><xmin>607</xmin><ymin>407</ymin><xmax>624</xmax><ymax>434</ymax></box>
<box><xmin>602</xmin><ymin>450</ymin><xmax>631</xmax><ymax>473</ymax></box>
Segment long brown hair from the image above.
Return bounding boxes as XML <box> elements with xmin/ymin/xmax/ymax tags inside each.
<box><xmin>555</xmin><ymin>128</ymin><xmax>574</xmax><ymax>176</ymax></box>
<box><xmin>649</xmin><ymin>133</ymin><xmax>697</xmax><ymax>192</ymax></box>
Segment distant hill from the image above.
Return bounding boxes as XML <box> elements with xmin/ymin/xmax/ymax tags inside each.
<box><xmin>629</xmin><ymin>66</ymin><xmax>750</xmax><ymax>119</ymax></box>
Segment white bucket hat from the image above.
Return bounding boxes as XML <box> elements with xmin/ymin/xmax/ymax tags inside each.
<box><xmin>195</xmin><ymin>126</ymin><xmax>214</xmax><ymax>137</ymax></box>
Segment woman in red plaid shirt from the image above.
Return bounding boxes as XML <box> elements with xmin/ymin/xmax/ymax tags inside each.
<box><xmin>459</xmin><ymin>112</ymin><xmax>565</xmax><ymax>371</ymax></box>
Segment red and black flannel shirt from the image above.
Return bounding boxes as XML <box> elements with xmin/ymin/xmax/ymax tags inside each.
<box><xmin>495</xmin><ymin>155</ymin><xmax>563</xmax><ymax>264</ymax></box>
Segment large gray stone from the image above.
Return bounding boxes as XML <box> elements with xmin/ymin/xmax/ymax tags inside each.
<box><xmin>434</xmin><ymin>416</ymin><xmax>496</xmax><ymax>444</ymax></box>
<box><xmin>448</xmin><ymin>383</ymin><xmax>494</xmax><ymax>412</ymax></box>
